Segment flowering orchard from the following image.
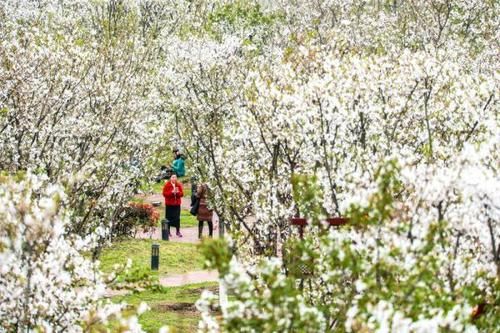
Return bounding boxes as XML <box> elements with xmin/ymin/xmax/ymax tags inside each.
<box><xmin>163</xmin><ymin>1</ymin><xmax>499</xmax><ymax>332</ymax></box>
<box><xmin>0</xmin><ymin>173</ymin><xmax>151</xmax><ymax>332</ymax></box>
<box><xmin>0</xmin><ymin>0</ymin><xmax>174</xmax><ymax>331</ymax></box>
<box><xmin>1</xmin><ymin>0</ymin><xmax>499</xmax><ymax>332</ymax></box>
<box><xmin>0</xmin><ymin>0</ymin><xmax>185</xmax><ymax>238</ymax></box>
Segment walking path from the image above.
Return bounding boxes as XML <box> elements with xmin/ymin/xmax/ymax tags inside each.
<box><xmin>104</xmin><ymin>189</ymin><xmax>221</xmax><ymax>298</ymax></box>
<box><xmin>160</xmin><ymin>270</ymin><xmax>219</xmax><ymax>287</ymax></box>
<box><xmin>104</xmin><ymin>269</ymin><xmax>219</xmax><ymax>297</ymax></box>
<box><xmin>137</xmin><ymin>225</ymin><xmax>219</xmax><ymax>243</ymax></box>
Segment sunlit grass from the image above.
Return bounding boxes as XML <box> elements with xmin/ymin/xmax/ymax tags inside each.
<box><xmin>99</xmin><ymin>239</ymin><xmax>205</xmax><ymax>279</ymax></box>
<box><xmin>110</xmin><ymin>282</ymin><xmax>218</xmax><ymax>333</ymax></box>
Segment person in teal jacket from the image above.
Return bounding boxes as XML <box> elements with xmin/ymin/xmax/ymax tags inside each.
<box><xmin>171</xmin><ymin>151</ymin><xmax>186</xmax><ymax>177</ymax></box>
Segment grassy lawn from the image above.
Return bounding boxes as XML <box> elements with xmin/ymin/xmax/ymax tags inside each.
<box><xmin>150</xmin><ymin>181</ymin><xmax>165</xmax><ymax>195</ymax></box>
<box><xmin>154</xmin><ymin>208</ymin><xmax>198</xmax><ymax>228</ymax></box>
<box><xmin>180</xmin><ymin>209</ymin><xmax>198</xmax><ymax>227</ymax></box>
<box><xmin>112</xmin><ymin>282</ymin><xmax>218</xmax><ymax>333</ymax></box>
<box><xmin>101</xmin><ymin>171</ymin><xmax>212</xmax><ymax>333</ymax></box>
<box><xmin>99</xmin><ymin>239</ymin><xmax>205</xmax><ymax>279</ymax></box>
<box><xmin>130</xmin><ymin>196</ymin><xmax>146</xmax><ymax>203</ymax></box>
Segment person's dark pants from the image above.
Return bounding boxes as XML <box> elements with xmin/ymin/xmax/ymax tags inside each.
<box><xmin>165</xmin><ymin>205</ymin><xmax>181</xmax><ymax>234</ymax></box>
<box><xmin>198</xmin><ymin>220</ymin><xmax>213</xmax><ymax>238</ymax></box>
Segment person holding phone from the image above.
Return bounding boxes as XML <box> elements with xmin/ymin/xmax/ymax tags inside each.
<box><xmin>162</xmin><ymin>174</ymin><xmax>184</xmax><ymax>237</ymax></box>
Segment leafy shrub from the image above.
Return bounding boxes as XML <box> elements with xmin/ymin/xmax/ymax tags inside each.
<box><xmin>113</xmin><ymin>203</ymin><xmax>160</xmax><ymax>238</ymax></box>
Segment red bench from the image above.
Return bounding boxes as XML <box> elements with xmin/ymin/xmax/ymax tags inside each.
<box><xmin>290</xmin><ymin>217</ymin><xmax>349</xmax><ymax>238</ymax></box>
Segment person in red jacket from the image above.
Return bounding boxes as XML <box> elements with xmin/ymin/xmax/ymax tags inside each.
<box><xmin>162</xmin><ymin>174</ymin><xmax>184</xmax><ymax>237</ymax></box>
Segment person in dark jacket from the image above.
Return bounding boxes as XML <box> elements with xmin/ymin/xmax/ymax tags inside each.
<box><xmin>190</xmin><ymin>176</ymin><xmax>198</xmax><ymax>205</ymax></box>
<box><xmin>162</xmin><ymin>174</ymin><xmax>184</xmax><ymax>237</ymax></box>
<box><xmin>196</xmin><ymin>183</ymin><xmax>213</xmax><ymax>239</ymax></box>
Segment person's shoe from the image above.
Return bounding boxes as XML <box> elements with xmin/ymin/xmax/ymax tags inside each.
<box><xmin>176</xmin><ymin>231</ymin><xmax>183</xmax><ymax>237</ymax></box>
<box><xmin>169</xmin><ymin>232</ymin><xmax>173</xmax><ymax>238</ymax></box>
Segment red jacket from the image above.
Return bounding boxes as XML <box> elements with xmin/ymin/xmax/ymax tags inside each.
<box><xmin>163</xmin><ymin>181</ymin><xmax>183</xmax><ymax>206</ymax></box>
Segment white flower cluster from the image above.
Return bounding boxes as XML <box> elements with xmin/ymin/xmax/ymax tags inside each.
<box><xmin>0</xmin><ymin>0</ymin><xmax>170</xmax><ymax>236</ymax></box>
<box><xmin>197</xmin><ymin>257</ymin><xmax>326</xmax><ymax>333</ymax></box>
<box><xmin>0</xmin><ymin>173</ymin><xmax>145</xmax><ymax>332</ymax></box>
<box><xmin>167</xmin><ymin>1</ymin><xmax>498</xmax><ymax>253</ymax></box>
<box><xmin>162</xmin><ymin>0</ymin><xmax>498</xmax><ymax>331</ymax></box>
<box><xmin>0</xmin><ymin>0</ymin><xmax>497</xmax><ymax>331</ymax></box>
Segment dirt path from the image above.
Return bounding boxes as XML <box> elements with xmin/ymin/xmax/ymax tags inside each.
<box><xmin>104</xmin><ymin>270</ymin><xmax>219</xmax><ymax>297</ymax></box>
<box><xmin>136</xmin><ymin>226</ymin><xmax>219</xmax><ymax>243</ymax></box>
<box><xmin>159</xmin><ymin>270</ymin><xmax>219</xmax><ymax>287</ymax></box>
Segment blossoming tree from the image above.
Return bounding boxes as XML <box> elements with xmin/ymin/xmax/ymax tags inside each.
<box><xmin>0</xmin><ymin>0</ymin><xmax>181</xmax><ymax>330</ymax></box>
<box><xmin>0</xmin><ymin>0</ymin><xmax>498</xmax><ymax>331</ymax></box>
<box><xmin>161</xmin><ymin>0</ymin><xmax>498</xmax><ymax>331</ymax></box>
<box><xmin>0</xmin><ymin>173</ymin><xmax>154</xmax><ymax>332</ymax></box>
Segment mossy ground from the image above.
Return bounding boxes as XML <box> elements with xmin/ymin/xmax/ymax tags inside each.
<box><xmin>111</xmin><ymin>282</ymin><xmax>218</xmax><ymax>332</ymax></box>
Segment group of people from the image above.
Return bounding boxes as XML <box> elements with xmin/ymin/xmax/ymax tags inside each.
<box><xmin>161</xmin><ymin>149</ymin><xmax>214</xmax><ymax>239</ymax></box>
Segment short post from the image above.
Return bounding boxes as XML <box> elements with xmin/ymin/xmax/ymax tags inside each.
<box><xmin>161</xmin><ymin>219</ymin><xmax>169</xmax><ymax>241</ymax></box>
<box><xmin>219</xmin><ymin>217</ymin><xmax>224</xmax><ymax>238</ymax></box>
<box><xmin>151</xmin><ymin>244</ymin><xmax>160</xmax><ymax>270</ymax></box>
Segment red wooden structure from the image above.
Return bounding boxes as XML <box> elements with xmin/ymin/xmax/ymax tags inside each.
<box><xmin>290</xmin><ymin>217</ymin><xmax>349</xmax><ymax>238</ymax></box>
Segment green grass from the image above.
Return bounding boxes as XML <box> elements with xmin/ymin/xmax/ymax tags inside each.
<box><xmin>99</xmin><ymin>239</ymin><xmax>205</xmax><ymax>279</ymax></box>
<box><xmin>155</xmin><ymin>208</ymin><xmax>198</xmax><ymax>228</ymax></box>
<box><xmin>111</xmin><ymin>282</ymin><xmax>218</xmax><ymax>332</ymax></box>
<box><xmin>150</xmin><ymin>181</ymin><xmax>165</xmax><ymax>194</ymax></box>
<box><xmin>180</xmin><ymin>209</ymin><xmax>198</xmax><ymax>227</ymax></box>
<box><xmin>183</xmin><ymin>184</ymin><xmax>192</xmax><ymax>198</ymax></box>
